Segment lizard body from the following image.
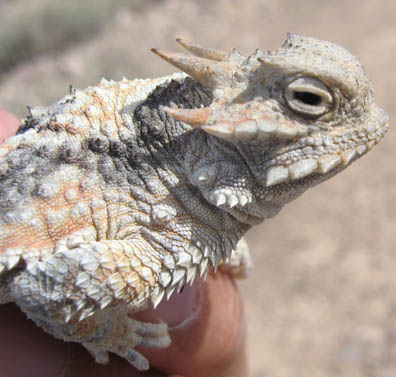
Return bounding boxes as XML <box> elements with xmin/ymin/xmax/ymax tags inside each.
<box><xmin>0</xmin><ymin>34</ymin><xmax>388</xmax><ymax>370</ymax></box>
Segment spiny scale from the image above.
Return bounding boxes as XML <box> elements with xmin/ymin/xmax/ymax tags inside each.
<box><xmin>163</xmin><ymin>106</ymin><xmax>212</xmax><ymax>126</ymax></box>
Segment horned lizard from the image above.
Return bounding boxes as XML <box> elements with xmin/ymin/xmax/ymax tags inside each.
<box><xmin>0</xmin><ymin>34</ymin><xmax>389</xmax><ymax>371</ymax></box>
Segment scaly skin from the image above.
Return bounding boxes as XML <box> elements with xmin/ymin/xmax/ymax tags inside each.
<box><xmin>0</xmin><ymin>34</ymin><xmax>389</xmax><ymax>370</ymax></box>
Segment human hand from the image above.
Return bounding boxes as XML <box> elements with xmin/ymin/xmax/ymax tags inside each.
<box><xmin>0</xmin><ymin>110</ymin><xmax>248</xmax><ymax>377</ymax></box>
<box><xmin>0</xmin><ymin>109</ymin><xmax>19</xmax><ymax>142</ymax></box>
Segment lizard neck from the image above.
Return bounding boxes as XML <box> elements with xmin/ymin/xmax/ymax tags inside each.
<box><xmin>132</xmin><ymin>77</ymin><xmax>283</xmax><ymax>228</ymax></box>
<box><xmin>129</xmin><ymin>77</ymin><xmax>250</xmax><ymax>260</ymax></box>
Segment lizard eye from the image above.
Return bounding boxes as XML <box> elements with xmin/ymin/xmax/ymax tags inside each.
<box><xmin>284</xmin><ymin>76</ymin><xmax>333</xmax><ymax>118</ymax></box>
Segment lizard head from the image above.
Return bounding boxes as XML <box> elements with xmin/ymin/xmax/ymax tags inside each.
<box><xmin>152</xmin><ymin>35</ymin><xmax>389</xmax><ymax>223</ymax></box>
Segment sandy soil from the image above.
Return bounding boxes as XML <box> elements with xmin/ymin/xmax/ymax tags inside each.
<box><xmin>1</xmin><ymin>1</ymin><xmax>396</xmax><ymax>376</ymax></box>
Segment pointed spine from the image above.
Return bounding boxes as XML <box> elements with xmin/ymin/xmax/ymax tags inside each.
<box><xmin>176</xmin><ymin>38</ymin><xmax>229</xmax><ymax>61</ymax></box>
<box><xmin>163</xmin><ymin>106</ymin><xmax>212</xmax><ymax>126</ymax></box>
<box><xmin>151</xmin><ymin>48</ymin><xmax>235</xmax><ymax>89</ymax></box>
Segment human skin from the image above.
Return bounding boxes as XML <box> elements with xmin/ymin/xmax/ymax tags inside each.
<box><xmin>0</xmin><ymin>110</ymin><xmax>248</xmax><ymax>377</ymax></box>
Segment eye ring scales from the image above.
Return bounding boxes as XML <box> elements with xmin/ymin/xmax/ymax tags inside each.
<box><xmin>283</xmin><ymin>76</ymin><xmax>334</xmax><ymax>118</ymax></box>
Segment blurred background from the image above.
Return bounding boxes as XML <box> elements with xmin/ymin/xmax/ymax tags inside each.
<box><xmin>0</xmin><ymin>0</ymin><xmax>395</xmax><ymax>376</ymax></box>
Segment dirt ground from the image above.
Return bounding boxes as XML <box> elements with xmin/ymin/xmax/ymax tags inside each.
<box><xmin>1</xmin><ymin>0</ymin><xmax>395</xmax><ymax>376</ymax></box>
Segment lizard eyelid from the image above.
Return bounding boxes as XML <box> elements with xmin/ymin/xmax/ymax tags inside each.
<box><xmin>283</xmin><ymin>76</ymin><xmax>334</xmax><ymax>118</ymax></box>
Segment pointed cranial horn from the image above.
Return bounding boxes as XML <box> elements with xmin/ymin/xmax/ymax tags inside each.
<box><xmin>151</xmin><ymin>48</ymin><xmax>235</xmax><ymax>89</ymax></box>
<box><xmin>176</xmin><ymin>38</ymin><xmax>229</xmax><ymax>62</ymax></box>
<box><xmin>162</xmin><ymin>106</ymin><xmax>212</xmax><ymax>126</ymax></box>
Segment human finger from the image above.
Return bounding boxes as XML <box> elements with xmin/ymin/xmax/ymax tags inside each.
<box><xmin>0</xmin><ymin>109</ymin><xmax>19</xmax><ymax>142</ymax></box>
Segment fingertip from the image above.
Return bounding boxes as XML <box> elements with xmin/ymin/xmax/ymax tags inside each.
<box><xmin>141</xmin><ymin>272</ymin><xmax>248</xmax><ymax>377</ymax></box>
<box><xmin>0</xmin><ymin>109</ymin><xmax>20</xmax><ymax>142</ymax></box>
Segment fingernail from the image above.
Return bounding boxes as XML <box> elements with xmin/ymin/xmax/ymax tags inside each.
<box><xmin>155</xmin><ymin>278</ymin><xmax>203</xmax><ymax>329</ymax></box>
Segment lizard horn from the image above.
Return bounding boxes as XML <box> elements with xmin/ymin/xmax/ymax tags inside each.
<box><xmin>175</xmin><ymin>38</ymin><xmax>229</xmax><ymax>62</ymax></box>
<box><xmin>162</xmin><ymin>106</ymin><xmax>212</xmax><ymax>126</ymax></box>
<box><xmin>151</xmin><ymin>48</ymin><xmax>235</xmax><ymax>89</ymax></box>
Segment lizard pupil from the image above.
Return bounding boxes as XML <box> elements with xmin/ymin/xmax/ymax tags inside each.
<box><xmin>293</xmin><ymin>91</ymin><xmax>322</xmax><ymax>106</ymax></box>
